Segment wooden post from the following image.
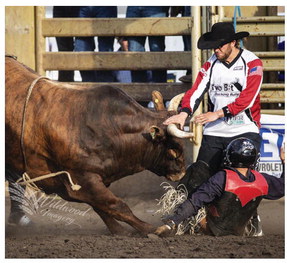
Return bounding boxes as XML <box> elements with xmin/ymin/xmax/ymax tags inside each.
<box><xmin>191</xmin><ymin>6</ymin><xmax>202</xmax><ymax>162</ymax></box>
<box><xmin>5</xmin><ymin>6</ymin><xmax>36</xmax><ymax>69</ymax></box>
<box><xmin>35</xmin><ymin>6</ymin><xmax>46</xmax><ymax>76</ymax></box>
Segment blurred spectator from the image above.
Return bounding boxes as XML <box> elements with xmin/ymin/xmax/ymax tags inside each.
<box><xmin>278</xmin><ymin>40</ymin><xmax>285</xmax><ymax>81</ymax></box>
<box><xmin>126</xmin><ymin>6</ymin><xmax>169</xmax><ymax>83</ymax></box>
<box><xmin>182</xmin><ymin>7</ymin><xmax>191</xmax><ymax>53</ymax></box>
<box><xmin>74</xmin><ymin>6</ymin><xmax>117</xmax><ymax>82</ymax></box>
<box><xmin>114</xmin><ymin>37</ymin><xmax>132</xmax><ymax>83</ymax></box>
<box><xmin>170</xmin><ymin>6</ymin><xmax>192</xmax><ymax>83</ymax></box>
<box><xmin>53</xmin><ymin>6</ymin><xmax>79</xmax><ymax>82</ymax></box>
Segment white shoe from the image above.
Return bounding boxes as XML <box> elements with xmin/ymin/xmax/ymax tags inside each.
<box><xmin>18</xmin><ymin>215</ymin><xmax>33</xmax><ymax>226</ymax></box>
<box><xmin>245</xmin><ymin>215</ymin><xmax>264</xmax><ymax>237</ymax></box>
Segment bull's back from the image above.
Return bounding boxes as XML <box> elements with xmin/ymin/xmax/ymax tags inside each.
<box><xmin>5</xmin><ymin>57</ymin><xmax>40</xmax><ymax>92</ymax></box>
<box><xmin>5</xmin><ymin>56</ymin><xmax>157</xmax><ymax>138</ymax></box>
<box><xmin>85</xmin><ymin>85</ymin><xmax>158</xmax><ymax>132</ymax></box>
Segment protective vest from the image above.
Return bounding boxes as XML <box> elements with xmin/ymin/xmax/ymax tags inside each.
<box><xmin>206</xmin><ymin>169</ymin><xmax>268</xmax><ymax>236</ymax></box>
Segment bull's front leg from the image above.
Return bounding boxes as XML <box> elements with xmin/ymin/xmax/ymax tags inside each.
<box><xmin>93</xmin><ymin>207</ymin><xmax>130</xmax><ymax>235</ymax></box>
<box><xmin>66</xmin><ymin>172</ymin><xmax>155</xmax><ymax>235</ymax></box>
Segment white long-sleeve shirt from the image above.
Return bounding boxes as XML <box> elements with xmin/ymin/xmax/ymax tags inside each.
<box><xmin>181</xmin><ymin>48</ymin><xmax>263</xmax><ymax>137</ymax></box>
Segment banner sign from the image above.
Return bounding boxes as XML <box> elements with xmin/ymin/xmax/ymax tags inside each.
<box><xmin>259</xmin><ymin>114</ymin><xmax>285</xmax><ymax>178</ymax></box>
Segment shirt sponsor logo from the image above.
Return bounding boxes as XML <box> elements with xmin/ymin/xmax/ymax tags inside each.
<box><xmin>224</xmin><ymin>115</ymin><xmax>244</xmax><ymax>125</ymax></box>
<box><xmin>210</xmin><ymin>83</ymin><xmax>241</xmax><ymax>94</ymax></box>
<box><xmin>233</xmin><ymin>66</ymin><xmax>243</xmax><ymax>71</ymax></box>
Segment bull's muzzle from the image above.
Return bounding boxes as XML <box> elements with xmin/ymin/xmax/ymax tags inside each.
<box><xmin>167</xmin><ymin>172</ymin><xmax>185</xmax><ymax>182</ymax></box>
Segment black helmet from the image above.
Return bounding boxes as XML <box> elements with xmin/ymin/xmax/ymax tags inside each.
<box><xmin>225</xmin><ymin>137</ymin><xmax>258</xmax><ymax>168</ymax></box>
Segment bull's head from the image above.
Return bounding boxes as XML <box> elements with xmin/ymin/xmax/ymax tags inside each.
<box><xmin>147</xmin><ymin>91</ymin><xmax>196</xmax><ymax>182</ymax></box>
<box><xmin>148</xmin><ymin>125</ymin><xmax>186</xmax><ymax>182</ymax></box>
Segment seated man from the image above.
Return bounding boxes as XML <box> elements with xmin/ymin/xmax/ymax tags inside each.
<box><xmin>155</xmin><ymin>137</ymin><xmax>285</xmax><ymax>237</ymax></box>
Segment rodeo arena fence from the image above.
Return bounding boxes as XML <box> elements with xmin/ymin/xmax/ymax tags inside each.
<box><xmin>6</xmin><ymin>6</ymin><xmax>285</xmax><ymax>176</ymax></box>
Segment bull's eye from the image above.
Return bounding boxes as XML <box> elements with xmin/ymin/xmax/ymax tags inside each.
<box><xmin>168</xmin><ymin>149</ymin><xmax>180</xmax><ymax>159</ymax></box>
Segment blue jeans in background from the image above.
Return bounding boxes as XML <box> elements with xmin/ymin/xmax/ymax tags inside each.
<box><xmin>183</xmin><ymin>7</ymin><xmax>191</xmax><ymax>76</ymax></box>
<box><xmin>182</xmin><ymin>7</ymin><xmax>191</xmax><ymax>52</ymax></box>
<box><xmin>74</xmin><ymin>6</ymin><xmax>117</xmax><ymax>82</ymax></box>
<box><xmin>53</xmin><ymin>6</ymin><xmax>79</xmax><ymax>82</ymax></box>
<box><xmin>126</xmin><ymin>6</ymin><xmax>169</xmax><ymax>82</ymax></box>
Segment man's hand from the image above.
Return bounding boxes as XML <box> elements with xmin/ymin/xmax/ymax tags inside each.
<box><xmin>195</xmin><ymin>109</ymin><xmax>224</xmax><ymax>125</ymax></box>
<box><xmin>163</xmin><ymin>112</ymin><xmax>188</xmax><ymax>130</ymax></box>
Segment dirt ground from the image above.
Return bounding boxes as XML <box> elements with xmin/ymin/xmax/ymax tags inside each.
<box><xmin>5</xmin><ymin>183</ymin><xmax>285</xmax><ymax>259</ymax></box>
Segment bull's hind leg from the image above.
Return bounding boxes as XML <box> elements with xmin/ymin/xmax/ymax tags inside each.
<box><xmin>66</xmin><ymin>173</ymin><xmax>155</xmax><ymax>235</ymax></box>
<box><xmin>6</xmin><ymin>168</ymin><xmax>33</xmax><ymax>226</ymax></box>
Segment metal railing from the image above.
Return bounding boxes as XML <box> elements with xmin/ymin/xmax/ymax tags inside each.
<box><xmin>218</xmin><ymin>6</ymin><xmax>285</xmax><ymax>115</ymax></box>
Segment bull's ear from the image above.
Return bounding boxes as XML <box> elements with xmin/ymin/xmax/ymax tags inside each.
<box><xmin>168</xmin><ymin>149</ymin><xmax>180</xmax><ymax>159</ymax></box>
<box><xmin>150</xmin><ymin>125</ymin><xmax>165</xmax><ymax>141</ymax></box>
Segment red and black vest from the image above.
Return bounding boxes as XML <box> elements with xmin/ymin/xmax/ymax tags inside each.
<box><xmin>207</xmin><ymin>169</ymin><xmax>268</xmax><ymax>236</ymax></box>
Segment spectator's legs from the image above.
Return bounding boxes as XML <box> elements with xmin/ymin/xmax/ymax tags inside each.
<box><xmin>182</xmin><ymin>6</ymin><xmax>192</xmax><ymax>77</ymax></box>
<box><xmin>144</xmin><ymin>7</ymin><xmax>168</xmax><ymax>83</ymax></box>
<box><xmin>148</xmin><ymin>36</ymin><xmax>166</xmax><ymax>82</ymax></box>
<box><xmin>74</xmin><ymin>7</ymin><xmax>97</xmax><ymax>82</ymax></box>
<box><xmin>96</xmin><ymin>6</ymin><xmax>117</xmax><ymax>82</ymax></box>
<box><xmin>74</xmin><ymin>36</ymin><xmax>97</xmax><ymax>82</ymax></box>
<box><xmin>182</xmin><ymin>6</ymin><xmax>191</xmax><ymax>52</ymax></box>
<box><xmin>53</xmin><ymin>6</ymin><xmax>78</xmax><ymax>82</ymax></box>
<box><xmin>126</xmin><ymin>7</ymin><xmax>148</xmax><ymax>82</ymax></box>
<box><xmin>55</xmin><ymin>36</ymin><xmax>75</xmax><ymax>81</ymax></box>
<box><xmin>128</xmin><ymin>36</ymin><xmax>148</xmax><ymax>82</ymax></box>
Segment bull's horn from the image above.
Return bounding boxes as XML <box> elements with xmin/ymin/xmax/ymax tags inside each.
<box><xmin>152</xmin><ymin>90</ymin><xmax>165</xmax><ymax>111</ymax></box>
<box><xmin>167</xmin><ymin>93</ymin><xmax>194</xmax><ymax>139</ymax></box>
<box><xmin>167</xmin><ymin>124</ymin><xmax>194</xmax><ymax>139</ymax></box>
<box><xmin>168</xmin><ymin>93</ymin><xmax>185</xmax><ymax>112</ymax></box>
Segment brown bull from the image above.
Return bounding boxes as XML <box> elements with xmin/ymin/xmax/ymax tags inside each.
<box><xmin>5</xmin><ymin>56</ymin><xmax>192</xmax><ymax>235</ymax></box>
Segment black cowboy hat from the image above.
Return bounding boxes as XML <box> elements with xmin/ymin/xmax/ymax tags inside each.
<box><xmin>197</xmin><ymin>22</ymin><xmax>249</xmax><ymax>50</ymax></box>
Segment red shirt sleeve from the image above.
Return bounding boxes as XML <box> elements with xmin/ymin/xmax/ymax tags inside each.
<box><xmin>181</xmin><ymin>61</ymin><xmax>211</xmax><ymax>115</ymax></box>
<box><xmin>226</xmin><ymin>59</ymin><xmax>263</xmax><ymax>116</ymax></box>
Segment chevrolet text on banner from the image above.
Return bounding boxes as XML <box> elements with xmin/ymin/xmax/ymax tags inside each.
<box><xmin>259</xmin><ymin>114</ymin><xmax>285</xmax><ymax>178</ymax></box>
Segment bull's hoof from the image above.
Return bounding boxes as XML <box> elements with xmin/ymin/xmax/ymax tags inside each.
<box><xmin>147</xmin><ymin>233</ymin><xmax>160</xmax><ymax>240</ymax></box>
<box><xmin>141</xmin><ymin>225</ymin><xmax>157</xmax><ymax>237</ymax></box>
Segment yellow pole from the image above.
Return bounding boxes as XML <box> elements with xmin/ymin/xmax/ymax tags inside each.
<box><xmin>191</xmin><ymin>6</ymin><xmax>202</xmax><ymax>162</ymax></box>
<box><xmin>35</xmin><ymin>6</ymin><xmax>46</xmax><ymax>76</ymax></box>
<box><xmin>218</xmin><ymin>6</ymin><xmax>225</xmax><ymax>22</ymax></box>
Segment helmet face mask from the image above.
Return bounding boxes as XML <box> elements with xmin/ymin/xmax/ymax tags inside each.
<box><xmin>225</xmin><ymin>137</ymin><xmax>258</xmax><ymax>168</ymax></box>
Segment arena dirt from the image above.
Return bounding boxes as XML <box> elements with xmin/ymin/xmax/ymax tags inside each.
<box><xmin>5</xmin><ymin>187</ymin><xmax>284</xmax><ymax>259</ymax></box>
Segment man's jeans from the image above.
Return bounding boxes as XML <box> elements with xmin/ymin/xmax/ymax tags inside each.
<box><xmin>74</xmin><ymin>6</ymin><xmax>117</xmax><ymax>82</ymax></box>
<box><xmin>126</xmin><ymin>6</ymin><xmax>168</xmax><ymax>82</ymax></box>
